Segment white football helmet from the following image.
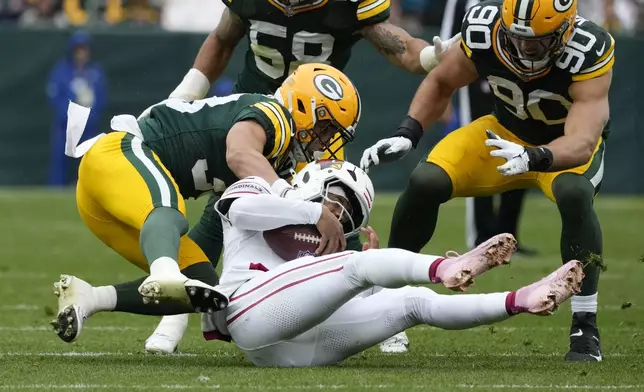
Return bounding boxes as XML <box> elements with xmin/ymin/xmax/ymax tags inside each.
<box><xmin>290</xmin><ymin>160</ymin><xmax>374</xmax><ymax>236</ymax></box>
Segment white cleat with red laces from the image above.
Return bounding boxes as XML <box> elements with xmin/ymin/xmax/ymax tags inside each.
<box><xmin>430</xmin><ymin>233</ymin><xmax>517</xmax><ymax>292</ymax></box>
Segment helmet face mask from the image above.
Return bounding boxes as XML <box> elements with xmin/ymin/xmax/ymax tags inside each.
<box><xmin>290</xmin><ymin>160</ymin><xmax>374</xmax><ymax>237</ymax></box>
<box><xmin>500</xmin><ymin>0</ymin><xmax>577</xmax><ymax>77</ymax></box>
<box><xmin>276</xmin><ymin>63</ymin><xmax>361</xmax><ymax>165</ymax></box>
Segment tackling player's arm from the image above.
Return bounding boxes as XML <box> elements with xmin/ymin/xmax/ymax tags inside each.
<box><xmin>226</xmin><ymin>121</ymin><xmax>280</xmax><ymax>185</ymax></box>
<box><xmin>544</xmin><ymin>71</ymin><xmax>612</xmax><ymax>171</ymax></box>
<box><xmin>170</xmin><ymin>8</ymin><xmax>246</xmax><ymax>100</ymax></box>
<box><xmin>360</xmin><ymin>22</ymin><xmax>429</xmax><ymax>74</ymax></box>
<box><xmin>360</xmin><ymin>43</ymin><xmax>477</xmax><ymax>170</ymax></box>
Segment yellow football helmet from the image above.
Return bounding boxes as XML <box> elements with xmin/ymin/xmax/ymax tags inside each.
<box><xmin>500</xmin><ymin>0</ymin><xmax>577</xmax><ymax>75</ymax></box>
<box><xmin>275</xmin><ymin>63</ymin><xmax>361</xmax><ymax>163</ymax></box>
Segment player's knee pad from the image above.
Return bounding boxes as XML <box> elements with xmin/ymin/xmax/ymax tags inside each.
<box><xmin>407</xmin><ymin>162</ymin><xmax>452</xmax><ymax>204</ymax></box>
<box><xmin>552</xmin><ymin>173</ymin><xmax>595</xmax><ymax>215</ymax></box>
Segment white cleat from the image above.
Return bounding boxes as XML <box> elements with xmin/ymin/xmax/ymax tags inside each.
<box><xmin>434</xmin><ymin>233</ymin><xmax>517</xmax><ymax>292</ymax></box>
<box><xmin>138</xmin><ymin>274</ymin><xmax>229</xmax><ymax>313</ymax></box>
<box><xmin>144</xmin><ymin>314</ymin><xmax>189</xmax><ymax>354</ymax></box>
<box><xmin>511</xmin><ymin>260</ymin><xmax>584</xmax><ymax>316</ymax></box>
<box><xmin>50</xmin><ymin>274</ymin><xmax>95</xmax><ymax>343</ymax></box>
<box><xmin>379</xmin><ymin>332</ymin><xmax>409</xmax><ymax>354</ymax></box>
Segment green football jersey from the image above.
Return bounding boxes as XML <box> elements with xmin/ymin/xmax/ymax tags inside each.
<box><xmin>461</xmin><ymin>0</ymin><xmax>614</xmax><ymax>145</ymax></box>
<box><xmin>225</xmin><ymin>0</ymin><xmax>390</xmax><ymax>94</ymax></box>
<box><xmin>138</xmin><ymin>94</ymin><xmax>295</xmax><ymax>199</ymax></box>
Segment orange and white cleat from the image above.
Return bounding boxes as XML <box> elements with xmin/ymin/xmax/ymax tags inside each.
<box><xmin>430</xmin><ymin>233</ymin><xmax>517</xmax><ymax>292</ymax></box>
<box><xmin>507</xmin><ymin>260</ymin><xmax>584</xmax><ymax>316</ymax></box>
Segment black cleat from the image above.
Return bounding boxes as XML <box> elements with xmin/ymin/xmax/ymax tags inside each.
<box><xmin>565</xmin><ymin>312</ymin><xmax>602</xmax><ymax>362</ymax></box>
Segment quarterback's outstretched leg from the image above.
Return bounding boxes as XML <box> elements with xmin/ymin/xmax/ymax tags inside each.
<box><xmin>225</xmin><ymin>244</ymin><xmax>517</xmax><ymax>355</ymax></box>
<box><xmin>226</xmin><ymin>255</ymin><xmax>583</xmax><ymax>367</ymax></box>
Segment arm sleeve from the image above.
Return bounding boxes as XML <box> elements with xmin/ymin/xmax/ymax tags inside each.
<box><xmin>228</xmin><ymin>194</ymin><xmax>322</xmax><ymax>232</ymax></box>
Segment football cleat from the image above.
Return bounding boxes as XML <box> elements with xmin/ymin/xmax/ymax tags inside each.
<box><xmin>433</xmin><ymin>233</ymin><xmax>517</xmax><ymax>292</ymax></box>
<box><xmin>144</xmin><ymin>314</ymin><xmax>189</xmax><ymax>354</ymax></box>
<box><xmin>565</xmin><ymin>312</ymin><xmax>602</xmax><ymax>362</ymax></box>
<box><xmin>51</xmin><ymin>275</ymin><xmax>95</xmax><ymax>343</ymax></box>
<box><xmin>379</xmin><ymin>332</ymin><xmax>409</xmax><ymax>354</ymax></box>
<box><xmin>510</xmin><ymin>260</ymin><xmax>584</xmax><ymax>315</ymax></box>
<box><xmin>138</xmin><ymin>274</ymin><xmax>229</xmax><ymax>313</ymax></box>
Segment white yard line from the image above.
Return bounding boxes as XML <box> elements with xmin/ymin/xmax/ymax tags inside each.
<box><xmin>0</xmin><ymin>304</ymin><xmax>39</xmax><ymax>310</ymax></box>
<box><xmin>454</xmin><ymin>385</ymin><xmax>644</xmax><ymax>390</ymax></box>
<box><xmin>0</xmin><ymin>351</ymin><xmax>639</xmax><ymax>359</ymax></box>
<box><xmin>0</xmin><ymin>272</ymin><xmax>48</xmax><ymax>279</ymax></box>
<box><xmin>0</xmin><ymin>385</ymin><xmax>641</xmax><ymax>391</ymax></box>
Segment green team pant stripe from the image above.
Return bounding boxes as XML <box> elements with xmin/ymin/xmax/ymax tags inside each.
<box><xmin>140</xmin><ymin>142</ymin><xmax>179</xmax><ymax>209</ymax></box>
<box><xmin>583</xmin><ymin>140</ymin><xmax>605</xmax><ymax>192</ymax></box>
<box><xmin>120</xmin><ymin>134</ymin><xmax>173</xmax><ymax>209</ymax></box>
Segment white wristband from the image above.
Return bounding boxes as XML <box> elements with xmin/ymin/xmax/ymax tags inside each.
<box><xmin>169</xmin><ymin>68</ymin><xmax>211</xmax><ymax>101</ymax></box>
<box><xmin>419</xmin><ymin>45</ymin><xmax>439</xmax><ymax>73</ymax></box>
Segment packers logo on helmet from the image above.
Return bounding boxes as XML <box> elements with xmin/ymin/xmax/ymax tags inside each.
<box><xmin>500</xmin><ymin>0</ymin><xmax>577</xmax><ymax>77</ymax></box>
<box><xmin>275</xmin><ymin>63</ymin><xmax>361</xmax><ymax>163</ymax></box>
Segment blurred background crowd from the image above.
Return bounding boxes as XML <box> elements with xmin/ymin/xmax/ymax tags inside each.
<box><xmin>1</xmin><ymin>0</ymin><xmax>644</xmax><ymax>35</ymax></box>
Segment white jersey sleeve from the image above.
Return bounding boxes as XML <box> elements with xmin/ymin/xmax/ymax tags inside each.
<box><xmin>215</xmin><ymin>177</ymin><xmax>322</xmax><ymax>232</ymax></box>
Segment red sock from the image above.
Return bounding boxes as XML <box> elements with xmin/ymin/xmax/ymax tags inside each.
<box><xmin>505</xmin><ymin>291</ymin><xmax>525</xmax><ymax>316</ymax></box>
<box><xmin>429</xmin><ymin>257</ymin><xmax>446</xmax><ymax>283</ymax></box>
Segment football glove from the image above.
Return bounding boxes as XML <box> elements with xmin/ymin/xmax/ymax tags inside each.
<box><xmin>360</xmin><ymin>136</ymin><xmax>413</xmax><ymax>172</ymax></box>
<box><xmin>419</xmin><ymin>33</ymin><xmax>462</xmax><ymax>73</ymax></box>
<box><xmin>485</xmin><ymin>130</ymin><xmax>530</xmax><ymax>176</ymax></box>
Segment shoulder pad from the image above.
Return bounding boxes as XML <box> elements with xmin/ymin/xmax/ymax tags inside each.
<box><xmin>556</xmin><ymin>17</ymin><xmax>615</xmax><ymax>81</ymax></box>
<box><xmin>215</xmin><ymin>177</ymin><xmax>273</xmax><ymax>221</ymax></box>
<box><xmin>221</xmin><ymin>177</ymin><xmax>273</xmax><ymax>200</ymax></box>
<box><xmin>460</xmin><ymin>1</ymin><xmax>502</xmax><ymax>60</ymax></box>
<box><xmin>356</xmin><ymin>0</ymin><xmax>390</xmax><ymax>25</ymax></box>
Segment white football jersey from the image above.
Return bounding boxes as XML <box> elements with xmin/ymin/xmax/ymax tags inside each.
<box><xmin>214</xmin><ymin>177</ymin><xmax>322</xmax><ymax>298</ymax></box>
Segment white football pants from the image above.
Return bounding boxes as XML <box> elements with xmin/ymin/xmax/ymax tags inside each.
<box><xmin>225</xmin><ymin>249</ymin><xmax>511</xmax><ymax>367</ymax></box>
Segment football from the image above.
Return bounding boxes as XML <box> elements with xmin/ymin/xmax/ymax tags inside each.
<box><xmin>263</xmin><ymin>224</ymin><xmax>322</xmax><ymax>261</ymax></box>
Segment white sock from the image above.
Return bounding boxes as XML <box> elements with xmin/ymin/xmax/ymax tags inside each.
<box><xmin>571</xmin><ymin>293</ymin><xmax>598</xmax><ymax>313</ymax></box>
<box><xmin>346</xmin><ymin>249</ymin><xmax>441</xmax><ymax>289</ymax></box>
<box><xmin>405</xmin><ymin>287</ymin><xmax>510</xmax><ymax>329</ymax></box>
<box><xmin>151</xmin><ymin>314</ymin><xmax>189</xmax><ymax>339</ymax></box>
<box><xmin>150</xmin><ymin>256</ymin><xmax>181</xmax><ymax>276</ymax></box>
<box><xmin>92</xmin><ymin>285</ymin><xmax>117</xmax><ymax>313</ymax></box>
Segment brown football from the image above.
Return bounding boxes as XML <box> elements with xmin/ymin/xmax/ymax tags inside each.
<box><xmin>263</xmin><ymin>224</ymin><xmax>321</xmax><ymax>261</ymax></box>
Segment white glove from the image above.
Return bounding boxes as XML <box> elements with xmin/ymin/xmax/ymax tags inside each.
<box><xmin>360</xmin><ymin>136</ymin><xmax>413</xmax><ymax>172</ymax></box>
<box><xmin>419</xmin><ymin>33</ymin><xmax>462</xmax><ymax>73</ymax></box>
<box><xmin>484</xmin><ymin>130</ymin><xmax>530</xmax><ymax>176</ymax></box>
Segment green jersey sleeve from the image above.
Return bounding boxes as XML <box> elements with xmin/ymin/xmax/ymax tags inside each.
<box><xmin>232</xmin><ymin>100</ymin><xmax>295</xmax><ymax>160</ymax></box>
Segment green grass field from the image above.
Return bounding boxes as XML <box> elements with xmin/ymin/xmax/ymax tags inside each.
<box><xmin>1</xmin><ymin>189</ymin><xmax>643</xmax><ymax>391</ymax></box>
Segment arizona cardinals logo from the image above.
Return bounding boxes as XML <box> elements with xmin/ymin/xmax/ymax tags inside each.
<box><xmin>554</xmin><ymin>0</ymin><xmax>573</xmax><ymax>12</ymax></box>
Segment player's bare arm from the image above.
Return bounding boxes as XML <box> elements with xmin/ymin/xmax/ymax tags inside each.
<box><xmin>408</xmin><ymin>43</ymin><xmax>478</xmax><ymax>129</ymax></box>
<box><xmin>545</xmin><ymin>71</ymin><xmax>612</xmax><ymax>171</ymax></box>
<box><xmin>360</xmin><ymin>43</ymin><xmax>477</xmax><ymax>170</ymax></box>
<box><xmin>360</xmin><ymin>22</ymin><xmax>429</xmax><ymax>74</ymax></box>
<box><xmin>170</xmin><ymin>9</ymin><xmax>245</xmax><ymax>101</ymax></box>
<box><xmin>194</xmin><ymin>9</ymin><xmax>246</xmax><ymax>83</ymax></box>
<box><xmin>226</xmin><ymin>121</ymin><xmax>279</xmax><ymax>185</ymax></box>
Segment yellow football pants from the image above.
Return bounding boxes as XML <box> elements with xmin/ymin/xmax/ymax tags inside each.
<box><xmin>427</xmin><ymin>115</ymin><xmax>605</xmax><ymax>202</ymax></box>
<box><xmin>76</xmin><ymin>132</ymin><xmax>209</xmax><ymax>272</ymax></box>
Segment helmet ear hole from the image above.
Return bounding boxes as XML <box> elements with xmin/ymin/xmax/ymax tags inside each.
<box><xmin>297</xmin><ymin>99</ymin><xmax>306</xmax><ymax>113</ymax></box>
